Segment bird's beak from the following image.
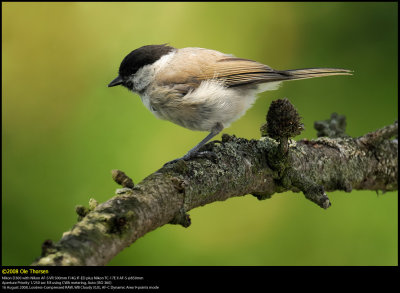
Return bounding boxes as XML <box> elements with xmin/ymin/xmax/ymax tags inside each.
<box><xmin>108</xmin><ymin>76</ymin><xmax>123</xmax><ymax>87</ymax></box>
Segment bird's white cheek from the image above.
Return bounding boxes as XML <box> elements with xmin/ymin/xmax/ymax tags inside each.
<box><xmin>129</xmin><ymin>51</ymin><xmax>176</xmax><ymax>92</ymax></box>
<box><xmin>131</xmin><ymin>67</ymin><xmax>154</xmax><ymax>92</ymax></box>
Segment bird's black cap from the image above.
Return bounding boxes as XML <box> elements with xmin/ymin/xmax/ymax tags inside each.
<box><xmin>108</xmin><ymin>44</ymin><xmax>175</xmax><ymax>88</ymax></box>
<box><xmin>119</xmin><ymin>44</ymin><xmax>175</xmax><ymax>77</ymax></box>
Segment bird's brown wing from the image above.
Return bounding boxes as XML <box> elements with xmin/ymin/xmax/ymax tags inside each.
<box><xmin>199</xmin><ymin>56</ymin><xmax>352</xmax><ymax>87</ymax></box>
<box><xmin>156</xmin><ymin>48</ymin><xmax>351</xmax><ymax>93</ymax></box>
<box><xmin>199</xmin><ymin>57</ymin><xmax>287</xmax><ymax>87</ymax></box>
<box><xmin>156</xmin><ymin>49</ymin><xmax>284</xmax><ymax>92</ymax></box>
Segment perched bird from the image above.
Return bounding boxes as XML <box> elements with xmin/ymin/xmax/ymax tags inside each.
<box><xmin>108</xmin><ymin>44</ymin><xmax>351</xmax><ymax>164</ymax></box>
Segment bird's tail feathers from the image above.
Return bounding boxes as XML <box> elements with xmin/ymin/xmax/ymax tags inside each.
<box><xmin>280</xmin><ymin>68</ymin><xmax>353</xmax><ymax>81</ymax></box>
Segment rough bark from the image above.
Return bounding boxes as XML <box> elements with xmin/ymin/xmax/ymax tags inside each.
<box><xmin>32</xmin><ymin>101</ymin><xmax>398</xmax><ymax>266</ymax></box>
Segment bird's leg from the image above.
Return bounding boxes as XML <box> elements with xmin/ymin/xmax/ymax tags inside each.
<box><xmin>182</xmin><ymin>123</ymin><xmax>223</xmax><ymax>160</ymax></box>
<box><xmin>164</xmin><ymin>122</ymin><xmax>224</xmax><ymax>165</ymax></box>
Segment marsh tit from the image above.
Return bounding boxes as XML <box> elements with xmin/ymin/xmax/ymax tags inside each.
<box><xmin>108</xmin><ymin>44</ymin><xmax>351</xmax><ymax>164</ymax></box>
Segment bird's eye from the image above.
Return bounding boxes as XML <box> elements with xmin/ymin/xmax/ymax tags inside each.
<box><xmin>124</xmin><ymin>80</ymin><xmax>134</xmax><ymax>90</ymax></box>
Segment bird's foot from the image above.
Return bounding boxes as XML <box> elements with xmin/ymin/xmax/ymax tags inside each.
<box><xmin>115</xmin><ymin>187</ymin><xmax>133</xmax><ymax>195</ymax></box>
<box><xmin>188</xmin><ymin>150</ymin><xmax>218</xmax><ymax>162</ymax></box>
<box><xmin>164</xmin><ymin>151</ymin><xmax>218</xmax><ymax>166</ymax></box>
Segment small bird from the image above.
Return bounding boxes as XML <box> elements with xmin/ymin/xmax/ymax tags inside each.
<box><xmin>108</xmin><ymin>44</ymin><xmax>351</xmax><ymax>164</ymax></box>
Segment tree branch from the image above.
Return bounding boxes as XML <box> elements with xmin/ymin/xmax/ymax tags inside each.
<box><xmin>32</xmin><ymin>99</ymin><xmax>398</xmax><ymax>266</ymax></box>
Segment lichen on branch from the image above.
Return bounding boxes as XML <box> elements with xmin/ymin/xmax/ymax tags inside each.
<box><xmin>32</xmin><ymin>98</ymin><xmax>398</xmax><ymax>266</ymax></box>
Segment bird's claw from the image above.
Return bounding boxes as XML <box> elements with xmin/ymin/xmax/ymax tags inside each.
<box><xmin>164</xmin><ymin>151</ymin><xmax>218</xmax><ymax>166</ymax></box>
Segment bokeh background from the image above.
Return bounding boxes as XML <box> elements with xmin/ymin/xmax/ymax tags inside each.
<box><xmin>2</xmin><ymin>2</ymin><xmax>397</xmax><ymax>266</ymax></box>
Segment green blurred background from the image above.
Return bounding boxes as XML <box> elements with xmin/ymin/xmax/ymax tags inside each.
<box><xmin>2</xmin><ymin>2</ymin><xmax>397</xmax><ymax>266</ymax></box>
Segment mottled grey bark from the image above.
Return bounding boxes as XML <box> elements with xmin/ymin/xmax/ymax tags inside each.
<box><xmin>32</xmin><ymin>101</ymin><xmax>398</xmax><ymax>266</ymax></box>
